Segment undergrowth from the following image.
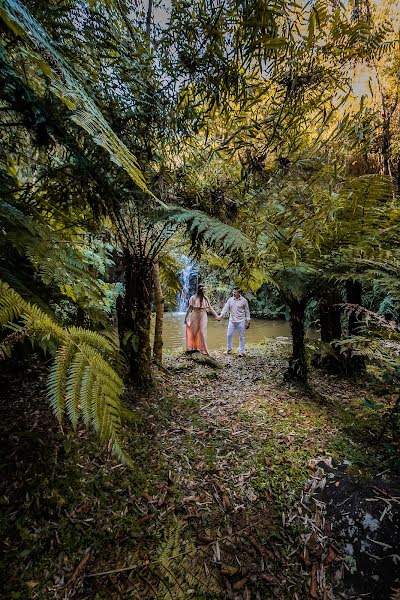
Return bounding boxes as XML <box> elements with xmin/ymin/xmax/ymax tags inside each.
<box><xmin>1</xmin><ymin>341</ymin><xmax>399</xmax><ymax>599</ymax></box>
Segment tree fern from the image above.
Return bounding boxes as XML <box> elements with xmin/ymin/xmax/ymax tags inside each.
<box><xmin>332</xmin><ymin>174</ymin><xmax>395</xmax><ymax>249</ymax></box>
<box><xmin>0</xmin><ymin>280</ymin><xmax>128</xmax><ymax>463</ymax></box>
<box><xmin>336</xmin><ymin>304</ymin><xmax>400</xmax><ymax>388</ymax></box>
<box><xmin>1</xmin><ymin>200</ymin><xmax>95</xmax><ymax>292</ymax></box>
<box><xmin>0</xmin><ymin>199</ymin><xmax>122</xmax><ymax>323</ymax></box>
<box><xmin>0</xmin><ymin>0</ymin><xmax>156</xmax><ymax>200</ymax></box>
<box><xmin>158</xmin><ymin>205</ymin><xmax>251</xmax><ymax>255</ymax></box>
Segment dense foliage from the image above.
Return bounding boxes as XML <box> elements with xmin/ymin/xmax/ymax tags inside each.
<box><xmin>3</xmin><ymin>2</ymin><xmax>400</xmax><ymax>600</ymax></box>
<box><xmin>1</xmin><ymin>0</ymin><xmax>400</xmax><ymax>447</ymax></box>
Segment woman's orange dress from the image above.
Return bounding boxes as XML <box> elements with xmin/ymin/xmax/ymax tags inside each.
<box><xmin>185</xmin><ymin>295</ymin><xmax>212</xmax><ymax>355</ymax></box>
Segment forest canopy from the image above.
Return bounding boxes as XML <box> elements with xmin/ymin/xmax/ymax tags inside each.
<box><xmin>0</xmin><ymin>0</ymin><xmax>400</xmax><ymax>444</ymax></box>
<box><xmin>2</xmin><ymin>0</ymin><xmax>400</xmax><ymax>598</ymax></box>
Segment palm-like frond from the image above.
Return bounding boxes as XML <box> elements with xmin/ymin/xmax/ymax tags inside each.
<box><xmin>0</xmin><ymin>280</ymin><xmax>128</xmax><ymax>463</ymax></box>
<box><xmin>332</xmin><ymin>174</ymin><xmax>395</xmax><ymax>248</ymax></box>
<box><xmin>0</xmin><ymin>0</ymin><xmax>155</xmax><ymax>200</ymax></box>
<box><xmin>337</xmin><ymin>304</ymin><xmax>400</xmax><ymax>384</ymax></box>
<box><xmin>159</xmin><ymin>206</ymin><xmax>251</xmax><ymax>256</ymax></box>
<box><xmin>330</xmin><ymin>253</ymin><xmax>400</xmax><ymax>297</ymax></box>
<box><xmin>158</xmin><ymin>254</ymin><xmax>185</xmax><ymax>306</ymax></box>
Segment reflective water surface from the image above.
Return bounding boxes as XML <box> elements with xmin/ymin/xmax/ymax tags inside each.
<box><xmin>155</xmin><ymin>313</ymin><xmax>306</xmax><ymax>350</ymax></box>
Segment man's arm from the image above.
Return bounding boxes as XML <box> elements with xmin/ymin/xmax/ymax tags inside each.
<box><xmin>245</xmin><ymin>299</ymin><xmax>251</xmax><ymax>326</ymax></box>
<box><xmin>219</xmin><ymin>298</ymin><xmax>231</xmax><ymax>319</ymax></box>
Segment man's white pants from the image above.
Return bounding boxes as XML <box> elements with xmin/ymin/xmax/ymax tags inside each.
<box><xmin>227</xmin><ymin>320</ymin><xmax>246</xmax><ymax>353</ymax></box>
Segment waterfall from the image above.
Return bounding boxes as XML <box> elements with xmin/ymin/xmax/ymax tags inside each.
<box><xmin>177</xmin><ymin>257</ymin><xmax>197</xmax><ymax>312</ymax></box>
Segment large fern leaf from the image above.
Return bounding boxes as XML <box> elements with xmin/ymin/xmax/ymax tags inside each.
<box><xmin>0</xmin><ymin>200</ymin><xmax>124</xmax><ymax>324</ymax></box>
<box><xmin>0</xmin><ymin>279</ymin><xmax>128</xmax><ymax>463</ymax></box>
<box><xmin>0</xmin><ymin>0</ymin><xmax>155</xmax><ymax>200</ymax></box>
<box><xmin>158</xmin><ymin>205</ymin><xmax>251</xmax><ymax>255</ymax></box>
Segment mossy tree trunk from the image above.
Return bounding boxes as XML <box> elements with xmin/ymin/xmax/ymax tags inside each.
<box><xmin>152</xmin><ymin>260</ymin><xmax>164</xmax><ymax>363</ymax></box>
<box><xmin>320</xmin><ymin>289</ymin><xmax>342</xmax><ymax>343</ymax></box>
<box><xmin>75</xmin><ymin>306</ymin><xmax>86</xmax><ymax>327</ymax></box>
<box><xmin>117</xmin><ymin>249</ymin><xmax>154</xmax><ymax>387</ymax></box>
<box><xmin>287</xmin><ymin>298</ymin><xmax>308</xmax><ymax>383</ymax></box>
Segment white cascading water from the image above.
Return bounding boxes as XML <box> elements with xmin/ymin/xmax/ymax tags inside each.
<box><xmin>177</xmin><ymin>257</ymin><xmax>196</xmax><ymax>312</ymax></box>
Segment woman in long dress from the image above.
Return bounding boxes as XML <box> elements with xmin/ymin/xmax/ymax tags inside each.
<box><xmin>184</xmin><ymin>285</ymin><xmax>219</xmax><ymax>355</ymax></box>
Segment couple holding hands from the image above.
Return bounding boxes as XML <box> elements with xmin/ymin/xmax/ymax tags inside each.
<box><xmin>184</xmin><ymin>285</ymin><xmax>251</xmax><ymax>357</ymax></box>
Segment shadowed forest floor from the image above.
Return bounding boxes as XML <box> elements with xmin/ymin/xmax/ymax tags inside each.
<box><xmin>1</xmin><ymin>340</ymin><xmax>400</xmax><ymax>600</ymax></box>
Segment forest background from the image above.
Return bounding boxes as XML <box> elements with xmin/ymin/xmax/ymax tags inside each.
<box><xmin>1</xmin><ymin>0</ymin><xmax>400</xmax><ymax>598</ymax></box>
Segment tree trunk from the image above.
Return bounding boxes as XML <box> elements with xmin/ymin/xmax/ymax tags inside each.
<box><xmin>287</xmin><ymin>299</ymin><xmax>308</xmax><ymax>382</ymax></box>
<box><xmin>382</xmin><ymin>114</ymin><xmax>392</xmax><ymax>177</ymax></box>
<box><xmin>75</xmin><ymin>306</ymin><xmax>86</xmax><ymax>327</ymax></box>
<box><xmin>146</xmin><ymin>0</ymin><xmax>153</xmax><ymax>38</ymax></box>
<box><xmin>346</xmin><ymin>280</ymin><xmax>363</xmax><ymax>335</ymax></box>
<box><xmin>320</xmin><ymin>288</ymin><xmax>342</xmax><ymax>343</ymax></box>
<box><xmin>345</xmin><ymin>279</ymin><xmax>365</xmax><ymax>373</ymax></box>
<box><xmin>117</xmin><ymin>249</ymin><xmax>154</xmax><ymax>387</ymax></box>
<box><xmin>397</xmin><ymin>157</ymin><xmax>400</xmax><ymax>196</ymax></box>
<box><xmin>152</xmin><ymin>261</ymin><xmax>164</xmax><ymax>363</ymax></box>
<box><xmin>373</xmin><ymin>64</ymin><xmax>394</xmax><ymax>178</ymax></box>
<box><xmin>318</xmin><ymin>287</ymin><xmax>344</xmax><ymax>372</ymax></box>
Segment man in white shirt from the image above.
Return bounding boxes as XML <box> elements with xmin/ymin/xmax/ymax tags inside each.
<box><xmin>218</xmin><ymin>288</ymin><xmax>251</xmax><ymax>357</ymax></box>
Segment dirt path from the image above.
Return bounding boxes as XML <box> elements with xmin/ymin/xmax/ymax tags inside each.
<box><xmin>1</xmin><ymin>342</ymin><xmax>399</xmax><ymax>599</ymax></box>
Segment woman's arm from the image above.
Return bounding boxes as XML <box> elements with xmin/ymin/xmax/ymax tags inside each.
<box><xmin>204</xmin><ymin>296</ymin><xmax>219</xmax><ymax>319</ymax></box>
<box><xmin>184</xmin><ymin>304</ymin><xmax>192</xmax><ymax>324</ymax></box>
<box><xmin>218</xmin><ymin>297</ymin><xmax>231</xmax><ymax>320</ymax></box>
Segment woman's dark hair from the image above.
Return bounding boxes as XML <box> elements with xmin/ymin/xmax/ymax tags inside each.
<box><xmin>197</xmin><ymin>285</ymin><xmax>205</xmax><ymax>306</ymax></box>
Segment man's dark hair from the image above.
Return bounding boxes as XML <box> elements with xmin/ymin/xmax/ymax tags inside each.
<box><xmin>233</xmin><ymin>287</ymin><xmax>242</xmax><ymax>293</ymax></box>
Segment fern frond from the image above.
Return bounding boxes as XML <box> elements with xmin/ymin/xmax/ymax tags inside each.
<box><xmin>0</xmin><ymin>0</ymin><xmax>153</xmax><ymax>199</ymax></box>
<box><xmin>69</xmin><ymin>327</ymin><xmax>118</xmax><ymax>355</ymax></box>
<box><xmin>0</xmin><ymin>280</ymin><xmax>24</xmax><ymax>325</ymax></box>
<box><xmin>66</xmin><ymin>351</ymin><xmax>87</xmax><ymax>431</ymax></box>
<box><xmin>80</xmin><ymin>366</ymin><xmax>95</xmax><ymax>429</ymax></box>
<box><xmin>0</xmin><ymin>266</ymin><xmax>54</xmax><ymax>314</ymax></box>
<box><xmin>0</xmin><ymin>201</ymin><xmax>113</xmax><ymax>314</ymax></box>
<box><xmin>333</xmin><ymin>174</ymin><xmax>395</xmax><ymax>247</ymax></box>
<box><xmin>48</xmin><ymin>341</ymin><xmax>76</xmax><ymax>423</ymax></box>
<box><xmin>159</xmin><ymin>205</ymin><xmax>250</xmax><ymax>255</ymax></box>
<box><xmin>0</xmin><ymin>279</ymin><xmax>128</xmax><ymax>462</ymax></box>
<box><xmin>156</xmin><ymin>519</ymin><xmax>221</xmax><ymax>599</ymax></box>
<box><xmin>337</xmin><ymin>305</ymin><xmax>400</xmax><ymax>380</ymax></box>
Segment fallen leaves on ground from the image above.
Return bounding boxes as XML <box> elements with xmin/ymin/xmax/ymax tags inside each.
<box><xmin>1</xmin><ymin>342</ymin><xmax>399</xmax><ymax>599</ymax></box>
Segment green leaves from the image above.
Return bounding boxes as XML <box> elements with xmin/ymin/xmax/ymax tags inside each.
<box><xmin>327</xmin><ymin>174</ymin><xmax>396</xmax><ymax>253</ymax></box>
<box><xmin>0</xmin><ymin>200</ymin><xmax>122</xmax><ymax>323</ymax></box>
<box><xmin>0</xmin><ymin>0</ymin><xmax>150</xmax><ymax>197</ymax></box>
<box><xmin>160</xmin><ymin>205</ymin><xmax>251</xmax><ymax>255</ymax></box>
<box><xmin>0</xmin><ymin>280</ymin><xmax>128</xmax><ymax>463</ymax></box>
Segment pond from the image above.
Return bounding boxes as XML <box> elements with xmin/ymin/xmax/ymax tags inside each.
<box><xmin>154</xmin><ymin>313</ymin><xmax>318</xmax><ymax>351</ymax></box>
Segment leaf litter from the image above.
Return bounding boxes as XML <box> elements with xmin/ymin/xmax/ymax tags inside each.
<box><xmin>1</xmin><ymin>341</ymin><xmax>400</xmax><ymax>599</ymax></box>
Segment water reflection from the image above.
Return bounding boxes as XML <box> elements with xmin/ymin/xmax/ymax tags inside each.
<box><xmin>153</xmin><ymin>313</ymin><xmax>318</xmax><ymax>351</ymax></box>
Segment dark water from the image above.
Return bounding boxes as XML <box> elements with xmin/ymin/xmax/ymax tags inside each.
<box><xmin>153</xmin><ymin>313</ymin><xmax>317</xmax><ymax>350</ymax></box>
